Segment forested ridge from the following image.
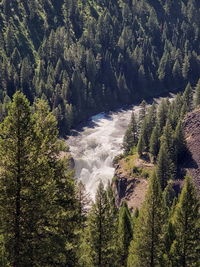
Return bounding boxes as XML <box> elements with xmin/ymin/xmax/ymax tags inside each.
<box><xmin>0</xmin><ymin>0</ymin><xmax>200</xmax><ymax>134</ymax></box>
<box><xmin>122</xmin><ymin>79</ymin><xmax>200</xmax><ymax>190</ymax></box>
<box><xmin>0</xmin><ymin>0</ymin><xmax>200</xmax><ymax>266</ymax></box>
<box><xmin>0</xmin><ymin>87</ymin><xmax>199</xmax><ymax>266</ymax></box>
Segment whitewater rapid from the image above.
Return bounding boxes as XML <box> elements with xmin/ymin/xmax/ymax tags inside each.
<box><xmin>67</xmin><ymin>105</ymin><xmax>140</xmax><ymax>199</ymax></box>
<box><xmin>67</xmin><ymin>96</ymin><xmax>173</xmax><ymax>199</ymax></box>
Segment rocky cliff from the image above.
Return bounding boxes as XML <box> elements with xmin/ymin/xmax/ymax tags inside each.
<box><xmin>112</xmin><ymin>155</ymin><xmax>153</xmax><ymax>210</ymax></box>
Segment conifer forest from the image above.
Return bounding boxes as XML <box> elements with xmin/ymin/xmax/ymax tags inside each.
<box><xmin>0</xmin><ymin>0</ymin><xmax>200</xmax><ymax>266</ymax></box>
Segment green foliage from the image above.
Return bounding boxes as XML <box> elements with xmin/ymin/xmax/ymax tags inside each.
<box><xmin>128</xmin><ymin>172</ymin><xmax>166</xmax><ymax>267</ymax></box>
<box><xmin>194</xmin><ymin>79</ymin><xmax>200</xmax><ymax>108</ymax></box>
<box><xmin>0</xmin><ymin>0</ymin><xmax>199</xmax><ymax>135</ymax></box>
<box><xmin>118</xmin><ymin>202</ymin><xmax>133</xmax><ymax>267</ymax></box>
<box><xmin>123</xmin><ymin>111</ymin><xmax>138</xmax><ymax>155</ymax></box>
<box><xmin>156</xmin><ymin>141</ymin><xmax>175</xmax><ymax>190</ymax></box>
<box><xmin>137</xmin><ymin>134</ymin><xmax>145</xmax><ymax>157</ymax></box>
<box><xmin>183</xmin><ymin>82</ymin><xmax>193</xmax><ymax>112</ymax></box>
<box><xmin>163</xmin><ymin>181</ymin><xmax>176</xmax><ymax>209</ymax></box>
<box><xmin>81</xmin><ymin>181</ymin><xmax>119</xmax><ymax>267</ymax></box>
<box><xmin>0</xmin><ymin>92</ymin><xmax>79</xmax><ymax>266</ymax></box>
<box><xmin>170</xmin><ymin>176</ymin><xmax>200</xmax><ymax>267</ymax></box>
<box><xmin>157</xmin><ymin>99</ymin><xmax>169</xmax><ymax>131</ymax></box>
<box><xmin>150</xmin><ymin>125</ymin><xmax>160</xmax><ymax>160</ymax></box>
<box><xmin>174</xmin><ymin>120</ymin><xmax>187</xmax><ymax>164</ymax></box>
<box><xmin>133</xmin><ymin>78</ymin><xmax>200</xmax><ymax>183</ymax></box>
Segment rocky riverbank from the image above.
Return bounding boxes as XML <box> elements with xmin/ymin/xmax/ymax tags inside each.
<box><xmin>111</xmin><ymin>154</ymin><xmax>154</xmax><ymax>210</ymax></box>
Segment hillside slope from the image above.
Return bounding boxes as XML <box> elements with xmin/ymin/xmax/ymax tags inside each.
<box><xmin>0</xmin><ymin>0</ymin><xmax>200</xmax><ymax>134</ymax></box>
<box><xmin>184</xmin><ymin>109</ymin><xmax>200</xmax><ymax>193</ymax></box>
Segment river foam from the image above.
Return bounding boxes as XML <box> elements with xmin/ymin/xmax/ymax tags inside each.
<box><xmin>67</xmin><ymin>106</ymin><xmax>140</xmax><ymax>199</ymax></box>
<box><xmin>67</xmin><ymin>95</ymin><xmax>174</xmax><ymax>199</ymax></box>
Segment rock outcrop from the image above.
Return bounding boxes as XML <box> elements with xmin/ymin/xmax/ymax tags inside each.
<box><xmin>112</xmin><ymin>157</ymin><xmax>151</xmax><ymax>210</ymax></box>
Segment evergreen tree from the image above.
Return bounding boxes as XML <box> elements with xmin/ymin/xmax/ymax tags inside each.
<box><xmin>0</xmin><ymin>92</ymin><xmax>79</xmax><ymax>266</ymax></box>
<box><xmin>137</xmin><ymin>103</ymin><xmax>157</xmax><ymax>155</ymax></box>
<box><xmin>128</xmin><ymin>173</ymin><xmax>166</xmax><ymax>267</ymax></box>
<box><xmin>156</xmin><ymin>141</ymin><xmax>175</xmax><ymax>190</ymax></box>
<box><xmin>138</xmin><ymin>100</ymin><xmax>147</xmax><ymax>133</ymax></box>
<box><xmin>85</xmin><ymin>181</ymin><xmax>118</xmax><ymax>267</ymax></box>
<box><xmin>32</xmin><ymin>99</ymin><xmax>80</xmax><ymax>266</ymax></box>
<box><xmin>174</xmin><ymin>120</ymin><xmax>186</xmax><ymax>164</ymax></box>
<box><xmin>0</xmin><ymin>0</ymin><xmax>199</xmax><ymax>135</ymax></box>
<box><xmin>162</xmin><ymin>120</ymin><xmax>175</xmax><ymax>162</ymax></box>
<box><xmin>162</xmin><ymin>221</ymin><xmax>176</xmax><ymax>265</ymax></box>
<box><xmin>118</xmin><ymin>202</ymin><xmax>133</xmax><ymax>267</ymax></box>
<box><xmin>143</xmin><ymin>103</ymin><xmax>157</xmax><ymax>151</ymax></box>
<box><xmin>170</xmin><ymin>176</ymin><xmax>200</xmax><ymax>267</ymax></box>
<box><xmin>76</xmin><ymin>180</ymin><xmax>91</xmax><ymax>227</ymax></box>
<box><xmin>123</xmin><ymin>111</ymin><xmax>138</xmax><ymax>154</ymax></box>
<box><xmin>163</xmin><ymin>182</ymin><xmax>176</xmax><ymax>209</ymax></box>
<box><xmin>137</xmin><ymin>134</ymin><xmax>145</xmax><ymax>157</ymax></box>
<box><xmin>194</xmin><ymin>79</ymin><xmax>200</xmax><ymax>108</ymax></box>
<box><xmin>157</xmin><ymin>99</ymin><xmax>169</xmax><ymax>132</ymax></box>
<box><xmin>183</xmin><ymin>82</ymin><xmax>193</xmax><ymax>112</ymax></box>
<box><xmin>182</xmin><ymin>55</ymin><xmax>190</xmax><ymax>80</ymax></box>
<box><xmin>0</xmin><ymin>92</ymin><xmax>34</xmax><ymax>266</ymax></box>
<box><xmin>150</xmin><ymin>125</ymin><xmax>160</xmax><ymax>160</ymax></box>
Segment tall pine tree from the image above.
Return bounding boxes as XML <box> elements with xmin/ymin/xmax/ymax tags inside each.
<box><xmin>128</xmin><ymin>173</ymin><xmax>166</xmax><ymax>267</ymax></box>
<box><xmin>118</xmin><ymin>202</ymin><xmax>133</xmax><ymax>267</ymax></box>
<box><xmin>170</xmin><ymin>176</ymin><xmax>200</xmax><ymax>267</ymax></box>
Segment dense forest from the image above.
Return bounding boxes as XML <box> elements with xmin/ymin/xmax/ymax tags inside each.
<box><xmin>0</xmin><ymin>0</ymin><xmax>200</xmax><ymax>134</ymax></box>
<box><xmin>123</xmin><ymin>79</ymin><xmax>200</xmax><ymax>185</ymax></box>
<box><xmin>0</xmin><ymin>0</ymin><xmax>200</xmax><ymax>266</ymax></box>
<box><xmin>0</xmin><ymin>85</ymin><xmax>199</xmax><ymax>267</ymax></box>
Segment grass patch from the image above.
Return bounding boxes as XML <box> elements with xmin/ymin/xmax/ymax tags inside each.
<box><xmin>122</xmin><ymin>152</ymin><xmax>154</xmax><ymax>179</ymax></box>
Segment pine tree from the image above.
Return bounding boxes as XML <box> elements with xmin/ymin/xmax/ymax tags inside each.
<box><xmin>0</xmin><ymin>92</ymin><xmax>34</xmax><ymax>266</ymax></box>
<box><xmin>32</xmin><ymin>98</ymin><xmax>80</xmax><ymax>266</ymax></box>
<box><xmin>20</xmin><ymin>57</ymin><xmax>33</xmax><ymax>99</ymax></box>
<box><xmin>85</xmin><ymin>181</ymin><xmax>118</xmax><ymax>267</ymax></box>
<box><xmin>76</xmin><ymin>180</ymin><xmax>91</xmax><ymax>227</ymax></box>
<box><xmin>170</xmin><ymin>176</ymin><xmax>200</xmax><ymax>267</ymax></box>
<box><xmin>182</xmin><ymin>55</ymin><xmax>190</xmax><ymax>80</ymax></box>
<box><xmin>168</xmin><ymin>93</ymin><xmax>184</xmax><ymax>129</ymax></box>
<box><xmin>118</xmin><ymin>202</ymin><xmax>133</xmax><ymax>267</ymax></box>
<box><xmin>194</xmin><ymin>79</ymin><xmax>200</xmax><ymax>108</ymax></box>
<box><xmin>138</xmin><ymin>100</ymin><xmax>147</xmax><ymax>133</ymax></box>
<box><xmin>163</xmin><ymin>182</ymin><xmax>176</xmax><ymax>209</ymax></box>
<box><xmin>150</xmin><ymin>125</ymin><xmax>160</xmax><ymax>160</ymax></box>
<box><xmin>174</xmin><ymin>120</ymin><xmax>186</xmax><ymax>164</ymax></box>
<box><xmin>128</xmin><ymin>173</ymin><xmax>166</xmax><ymax>267</ymax></box>
<box><xmin>183</xmin><ymin>82</ymin><xmax>193</xmax><ymax>112</ymax></box>
<box><xmin>162</xmin><ymin>221</ymin><xmax>176</xmax><ymax>265</ymax></box>
<box><xmin>157</xmin><ymin>98</ymin><xmax>169</xmax><ymax>132</ymax></box>
<box><xmin>0</xmin><ymin>93</ymin><xmax>80</xmax><ymax>266</ymax></box>
<box><xmin>143</xmin><ymin>103</ymin><xmax>157</xmax><ymax>151</ymax></box>
<box><xmin>162</xmin><ymin>120</ymin><xmax>175</xmax><ymax>162</ymax></box>
<box><xmin>137</xmin><ymin>134</ymin><xmax>145</xmax><ymax>157</ymax></box>
<box><xmin>156</xmin><ymin>141</ymin><xmax>175</xmax><ymax>189</ymax></box>
<box><xmin>123</xmin><ymin>111</ymin><xmax>138</xmax><ymax>154</ymax></box>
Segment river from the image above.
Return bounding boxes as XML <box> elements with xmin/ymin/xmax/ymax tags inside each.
<box><xmin>67</xmin><ymin>95</ymin><xmax>174</xmax><ymax>199</ymax></box>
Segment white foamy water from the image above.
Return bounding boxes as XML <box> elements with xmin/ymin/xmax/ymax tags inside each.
<box><xmin>67</xmin><ymin>95</ymin><xmax>174</xmax><ymax>199</ymax></box>
<box><xmin>67</xmin><ymin>106</ymin><xmax>140</xmax><ymax>199</ymax></box>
